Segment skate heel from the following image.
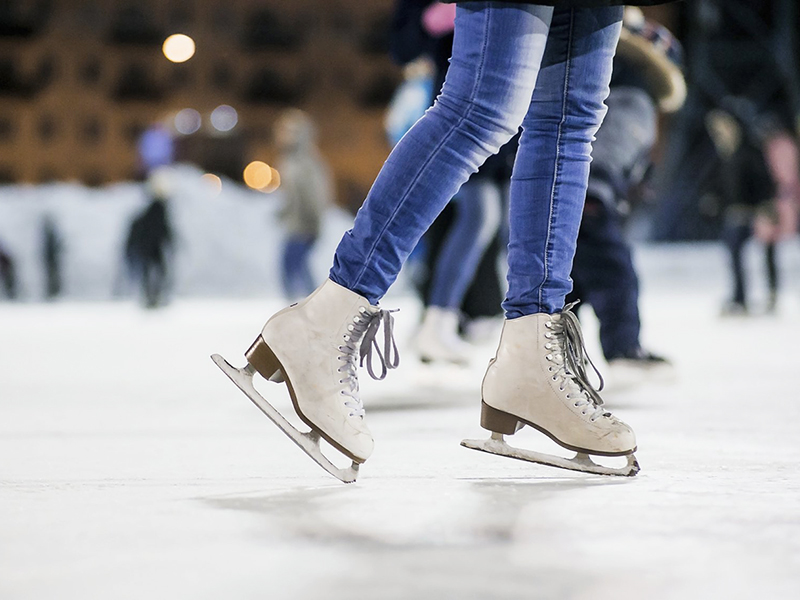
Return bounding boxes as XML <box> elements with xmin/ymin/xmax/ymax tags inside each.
<box><xmin>245</xmin><ymin>336</ymin><xmax>283</xmax><ymax>382</ymax></box>
<box><xmin>480</xmin><ymin>401</ymin><xmax>524</xmax><ymax>435</ymax></box>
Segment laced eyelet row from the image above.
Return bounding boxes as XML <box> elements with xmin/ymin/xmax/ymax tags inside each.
<box><xmin>541</xmin><ymin>307</ymin><xmax>609</xmax><ymax>422</ymax></box>
<box><xmin>335</xmin><ymin>305</ymin><xmax>401</xmax><ymax>419</ymax></box>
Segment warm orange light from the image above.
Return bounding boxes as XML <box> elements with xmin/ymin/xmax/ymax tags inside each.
<box><xmin>163</xmin><ymin>34</ymin><xmax>196</xmax><ymax>63</ymax></box>
<box><xmin>201</xmin><ymin>173</ymin><xmax>222</xmax><ymax>195</ymax></box>
<box><xmin>243</xmin><ymin>161</ymin><xmax>273</xmax><ymax>190</ymax></box>
<box><xmin>264</xmin><ymin>167</ymin><xmax>281</xmax><ymax>193</ymax></box>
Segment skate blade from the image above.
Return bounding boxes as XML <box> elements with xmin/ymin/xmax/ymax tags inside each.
<box><xmin>211</xmin><ymin>353</ymin><xmax>360</xmax><ymax>484</ymax></box>
<box><xmin>461</xmin><ymin>433</ymin><xmax>639</xmax><ymax>477</ymax></box>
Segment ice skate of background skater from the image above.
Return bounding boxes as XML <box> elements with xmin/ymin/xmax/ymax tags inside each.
<box><xmin>213</xmin><ymin>0</ymin><xmax>675</xmax><ymax>483</ymax></box>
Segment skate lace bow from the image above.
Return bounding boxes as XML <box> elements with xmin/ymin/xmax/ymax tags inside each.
<box><xmin>338</xmin><ymin>307</ymin><xmax>400</xmax><ymax>417</ymax></box>
<box><xmin>547</xmin><ymin>302</ymin><xmax>608</xmax><ymax>422</ymax></box>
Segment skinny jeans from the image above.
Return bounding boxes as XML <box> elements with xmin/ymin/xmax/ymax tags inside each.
<box><xmin>331</xmin><ymin>2</ymin><xmax>622</xmax><ymax>317</ymax></box>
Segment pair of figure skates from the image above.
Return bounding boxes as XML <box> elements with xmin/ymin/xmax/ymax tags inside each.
<box><xmin>212</xmin><ymin>279</ymin><xmax>639</xmax><ymax>483</ymax></box>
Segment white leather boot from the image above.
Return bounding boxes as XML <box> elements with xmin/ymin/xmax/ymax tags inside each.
<box><xmin>416</xmin><ymin>306</ymin><xmax>471</xmax><ymax>365</ymax></box>
<box><xmin>244</xmin><ymin>279</ymin><xmax>398</xmax><ymax>463</ymax></box>
<box><xmin>481</xmin><ymin>308</ymin><xmax>636</xmax><ymax>456</ymax></box>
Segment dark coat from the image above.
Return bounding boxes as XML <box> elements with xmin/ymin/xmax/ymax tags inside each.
<box><xmin>441</xmin><ymin>1</ymin><xmax>674</xmax><ymax>6</ymax></box>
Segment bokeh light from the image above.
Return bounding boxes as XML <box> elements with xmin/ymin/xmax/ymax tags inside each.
<box><xmin>174</xmin><ymin>108</ymin><xmax>201</xmax><ymax>135</ymax></box>
<box><xmin>210</xmin><ymin>105</ymin><xmax>238</xmax><ymax>132</ymax></box>
<box><xmin>264</xmin><ymin>167</ymin><xmax>281</xmax><ymax>193</ymax></box>
<box><xmin>201</xmin><ymin>173</ymin><xmax>222</xmax><ymax>196</ymax></box>
<box><xmin>243</xmin><ymin>161</ymin><xmax>273</xmax><ymax>190</ymax></box>
<box><xmin>162</xmin><ymin>34</ymin><xmax>196</xmax><ymax>63</ymax></box>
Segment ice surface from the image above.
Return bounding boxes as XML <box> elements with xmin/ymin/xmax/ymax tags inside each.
<box><xmin>1</xmin><ymin>242</ymin><xmax>800</xmax><ymax>599</ymax></box>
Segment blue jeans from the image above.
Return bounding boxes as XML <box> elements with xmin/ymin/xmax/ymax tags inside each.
<box><xmin>282</xmin><ymin>235</ymin><xmax>316</xmax><ymax>300</ymax></box>
<box><xmin>568</xmin><ymin>199</ymin><xmax>641</xmax><ymax>359</ymax></box>
<box><xmin>427</xmin><ymin>179</ymin><xmax>503</xmax><ymax>309</ymax></box>
<box><xmin>330</xmin><ymin>2</ymin><xmax>622</xmax><ymax>317</ymax></box>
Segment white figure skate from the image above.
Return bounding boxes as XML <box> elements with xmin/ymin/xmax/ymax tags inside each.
<box><xmin>606</xmin><ymin>348</ymin><xmax>675</xmax><ymax>390</ymax></box>
<box><xmin>416</xmin><ymin>306</ymin><xmax>472</xmax><ymax>365</ymax></box>
<box><xmin>212</xmin><ymin>280</ymin><xmax>399</xmax><ymax>483</ymax></box>
<box><xmin>461</xmin><ymin>304</ymin><xmax>639</xmax><ymax>477</ymax></box>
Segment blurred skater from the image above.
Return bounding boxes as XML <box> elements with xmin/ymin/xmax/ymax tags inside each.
<box><xmin>384</xmin><ymin>57</ymin><xmax>435</xmax><ymax>149</ymax></box>
<box><xmin>680</xmin><ymin>0</ymin><xmax>800</xmax><ymax>314</ymax></box>
<box><xmin>125</xmin><ymin>123</ymin><xmax>177</xmax><ymax>308</ymax></box>
<box><xmin>707</xmin><ymin>110</ymin><xmax>800</xmax><ymax>315</ymax></box>
<box><xmin>0</xmin><ymin>237</ymin><xmax>17</xmax><ymax>300</ymax></box>
<box><xmin>567</xmin><ymin>9</ymin><xmax>685</xmax><ymax>375</ymax></box>
<box><xmin>653</xmin><ymin>0</ymin><xmax>800</xmax><ymax>261</ymax></box>
<box><xmin>125</xmin><ymin>190</ymin><xmax>174</xmax><ymax>309</ymax></box>
<box><xmin>274</xmin><ymin>109</ymin><xmax>333</xmax><ymax>301</ymax></box>
<box><xmin>709</xmin><ymin>111</ymin><xmax>774</xmax><ymax>315</ymax></box>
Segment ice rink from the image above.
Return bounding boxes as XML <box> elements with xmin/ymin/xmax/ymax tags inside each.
<box><xmin>2</xmin><ymin>243</ymin><xmax>800</xmax><ymax>600</ymax></box>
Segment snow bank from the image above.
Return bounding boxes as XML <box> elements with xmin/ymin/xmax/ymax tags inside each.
<box><xmin>0</xmin><ymin>165</ymin><xmax>354</xmax><ymax>300</ymax></box>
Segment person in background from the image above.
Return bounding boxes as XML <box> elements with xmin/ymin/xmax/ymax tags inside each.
<box><xmin>691</xmin><ymin>0</ymin><xmax>800</xmax><ymax>315</ymax></box>
<box><xmin>274</xmin><ymin>109</ymin><xmax>333</xmax><ymax>301</ymax></box>
<box><xmin>124</xmin><ymin>175</ymin><xmax>174</xmax><ymax>309</ymax></box>
<box><xmin>125</xmin><ymin>123</ymin><xmax>176</xmax><ymax>308</ymax></box>
<box><xmin>384</xmin><ymin>57</ymin><xmax>435</xmax><ymax>149</ymax></box>
<box><xmin>653</xmin><ymin>0</ymin><xmax>800</xmax><ymax>304</ymax></box>
<box><xmin>567</xmin><ymin>8</ymin><xmax>685</xmax><ymax>376</ymax></box>
<box><xmin>708</xmin><ymin>110</ymin><xmax>772</xmax><ymax>315</ymax></box>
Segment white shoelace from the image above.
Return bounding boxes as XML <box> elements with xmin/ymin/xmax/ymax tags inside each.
<box><xmin>337</xmin><ymin>307</ymin><xmax>400</xmax><ymax>417</ymax></box>
<box><xmin>544</xmin><ymin>303</ymin><xmax>609</xmax><ymax>422</ymax></box>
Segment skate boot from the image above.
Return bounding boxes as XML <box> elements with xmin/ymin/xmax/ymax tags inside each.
<box><xmin>462</xmin><ymin>305</ymin><xmax>639</xmax><ymax>476</ymax></box>
<box><xmin>416</xmin><ymin>306</ymin><xmax>472</xmax><ymax>365</ymax></box>
<box><xmin>607</xmin><ymin>347</ymin><xmax>675</xmax><ymax>388</ymax></box>
<box><xmin>211</xmin><ymin>279</ymin><xmax>399</xmax><ymax>482</ymax></box>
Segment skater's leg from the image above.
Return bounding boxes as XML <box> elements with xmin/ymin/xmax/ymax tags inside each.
<box><xmin>233</xmin><ymin>3</ymin><xmax>556</xmax><ymax>470</ymax></box>
<box><xmin>153</xmin><ymin>256</ymin><xmax>168</xmax><ymax>307</ymax></box>
<box><xmin>281</xmin><ymin>236</ymin><xmax>313</xmax><ymax>300</ymax></box>
<box><xmin>479</xmin><ymin>7</ymin><xmax>638</xmax><ymax>461</ymax></box>
<box><xmin>765</xmin><ymin>241</ymin><xmax>778</xmax><ymax>307</ymax></box>
<box><xmin>296</xmin><ymin>236</ymin><xmax>317</xmax><ymax>297</ymax></box>
<box><xmin>417</xmin><ymin>179</ymin><xmax>502</xmax><ymax>364</ymax></box>
<box><xmin>428</xmin><ymin>179</ymin><xmax>503</xmax><ymax>310</ymax></box>
<box><xmin>330</xmin><ymin>3</ymin><xmax>554</xmax><ymax>303</ymax></box>
<box><xmin>143</xmin><ymin>261</ymin><xmax>157</xmax><ymax>308</ymax></box>
<box><xmin>0</xmin><ymin>251</ymin><xmax>13</xmax><ymax>298</ymax></box>
<box><xmin>462</xmin><ymin>231</ymin><xmax>505</xmax><ymax>319</ymax></box>
<box><xmin>280</xmin><ymin>238</ymin><xmax>295</xmax><ymax>298</ymax></box>
<box><xmin>722</xmin><ymin>219</ymin><xmax>750</xmax><ymax>308</ymax></box>
<box><xmin>571</xmin><ymin>200</ymin><xmax>641</xmax><ymax>360</ymax></box>
<box><xmin>504</xmin><ymin>6</ymin><xmax>623</xmax><ymax>318</ymax></box>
